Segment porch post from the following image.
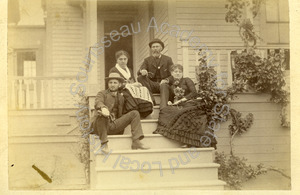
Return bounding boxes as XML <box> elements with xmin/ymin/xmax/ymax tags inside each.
<box><xmin>86</xmin><ymin>0</ymin><xmax>98</xmax><ymax>96</ymax></box>
<box><xmin>167</xmin><ymin>0</ymin><xmax>177</xmax><ymax>63</ymax></box>
<box><xmin>181</xmin><ymin>38</ymin><xmax>189</xmax><ymax>78</ymax></box>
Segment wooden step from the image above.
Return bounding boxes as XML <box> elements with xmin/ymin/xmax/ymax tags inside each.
<box><xmin>91</xmin><ymin>134</ymin><xmax>182</xmax><ymax>150</ymax></box>
<box><xmin>124</xmin><ymin>119</ymin><xmax>158</xmax><ymax>134</ymax></box>
<box><xmin>94</xmin><ymin>163</ymin><xmax>220</xmax><ymax>188</ymax></box>
<box><xmin>94</xmin><ymin>148</ymin><xmax>215</xmax><ymax>168</ymax></box>
<box><xmin>143</xmin><ymin>105</ymin><xmax>160</xmax><ymax>119</ymax></box>
<box><xmin>93</xmin><ymin>180</ymin><xmax>225</xmax><ymax>190</ymax></box>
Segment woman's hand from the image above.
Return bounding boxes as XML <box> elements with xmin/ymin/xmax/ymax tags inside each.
<box><xmin>173</xmin><ymin>97</ymin><xmax>187</xmax><ymax>105</ymax></box>
<box><xmin>160</xmin><ymin>79</ymin><xmax>169</xmax><ymax>85</ymax></box>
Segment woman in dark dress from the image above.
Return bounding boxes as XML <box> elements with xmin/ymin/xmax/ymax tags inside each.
<box><xmin>109</xmin><ymin>50</ymin><xmax>153</xmax><ymax>118</ymax></box>
<box><xmin>154</xmin><ymin>64</ymin><xmax>217</xmax><ymax>148</ymax></box>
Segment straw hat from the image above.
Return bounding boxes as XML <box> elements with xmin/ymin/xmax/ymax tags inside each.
<box><xmin>105</xmin><ymin>72</ymin><xmax>125</xmax><ymax>82</ymax></box>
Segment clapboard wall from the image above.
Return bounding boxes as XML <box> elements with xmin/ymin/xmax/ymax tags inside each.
<box><xmin>153</xmin><ymin>0</ymin><xmax>169</xmax><ymax>56</ymax></box>
<box><xmin>216</xmin><ymin>93</ymin><xmax>290</xmax><ymax>174</ymax></box>
<box><xmin>8</xmin><ymin>109</ymin><xmax>86</xmax><ymax>190</ymax></box>
<box><xmin>47</xmin><ymin>0</ymin><xmax>84</xmax><ymax>76</ymax></box>
<box><xmin>46</xmin><ymin>0</ymin><xmax>84</xmax><ymax>108</ymax></box>
<box><xmin>174</xmin><ymin>0</ymin><xmax>260</xmax><ymax>81</ymax></box>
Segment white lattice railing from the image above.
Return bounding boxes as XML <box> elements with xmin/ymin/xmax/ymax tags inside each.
<box><xmin>8</xmin><ymin>76</ymin><xmax>78</xmax><ymax>109</ymax></box>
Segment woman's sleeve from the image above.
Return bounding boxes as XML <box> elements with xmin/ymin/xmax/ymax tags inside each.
<box><xmin>129</xmin><ymin>68</ymin><xmax>136</xmax><ymax>82</ymax></box>
<box><xmin>184</xmin><ymin>77</ymin><xmax>197</xmax><ymax>99</ymax></box>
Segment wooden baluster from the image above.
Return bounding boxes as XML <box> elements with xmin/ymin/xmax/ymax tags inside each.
<box><xmin>33</xmin><ymin>80</ymin><xmax>37</xmax><ymax>108</ymax></box>
<box><xmin>18</xmin><ymin>79</ymin><xmax>23</xmax><ymax>109</ymax></box>
<box><xmin>25</xmin><ymin>80</ymin><xmax>30</xmax><ymax>109</ymax></box>
<box><xmin>227</xmin><ymin>50</ymin><xmax>233</xmax><ymax>87</ymax></box>
<box><xmin>11</xmin><ymin>80</ymin><xmax>16</xmax><ymax>109</ymax></box>
<box><xmin>49</xmin><ymin>79</ymin><xmax>53</xmax><ymax>108</ymax></box>
<box><xmin>41</xmin><ymin>80</ymin><xmax>45</xmax><ymax>108</ymax></box>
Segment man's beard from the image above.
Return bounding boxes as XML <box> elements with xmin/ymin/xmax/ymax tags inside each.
<box><xmin>152</xmin><ymin>51</ymin><xmax>160</xmax><ymax>57</ymax></box>
<box><xmin>109</xmin><ymin>88</ymin><xmax>118</xmax><ymax>92</ymax></box>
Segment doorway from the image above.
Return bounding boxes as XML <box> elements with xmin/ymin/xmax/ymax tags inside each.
<box><xmin>104</xmin><ymin>21</ymin><xmax>133</xmax><ymax>86</ymax></box>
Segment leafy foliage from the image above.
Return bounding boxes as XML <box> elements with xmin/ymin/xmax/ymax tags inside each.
<box><xmin>233</xmin><ymin>49</ymin><xmax>289</xmax><ymax>105</ymax></box>
<box><xmin>229</xmin><ymin>109</ymin><xmax>254</xmax><ymax>136</ymax></box>
<box><xmin>225</xmin><ymin>0</ymin><xmax>263</xmax><ymax>47</ymax></box>
<box><xmin>75</xmin><ymin>92</ymin><xmax>90</xmax><ymax>184</ymax></box>
<box><xmin>196</xmin><ymin>50</ymin><xmax>234</xmax><ymax>122</ymax></box>
<box><xmin>215</xmin><ymin>152</ymin><xmax>267</xmax><ymax>190</ymax></box>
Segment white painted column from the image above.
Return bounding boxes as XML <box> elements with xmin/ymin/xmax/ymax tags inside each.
<box><xmin>86</xmin><ymin>0</ymin><xmax>98</xmax><ymax>97</ymax></box>
<box><xmin>181</xmin><ymin>38</ymin><xmax>190</xmax><ymax>78</ymax></box>
<box><xmin>227</xmin><ymin>50</ymin><xmax>233</xmax><ymax>87</ymax></box>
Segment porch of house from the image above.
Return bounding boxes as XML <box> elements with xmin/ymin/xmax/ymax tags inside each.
<box><xmin>7</xmin><ymin>0</ymin><xmax>290</xmax><ymax>190</ymax></box>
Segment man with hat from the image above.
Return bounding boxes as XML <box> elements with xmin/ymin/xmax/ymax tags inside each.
<box><xmin>91</xmin><ymin>72</ymin><xmax>150</xmax><ymax>154</ymax></box>
<box><xmin>137</xmin><ymin>38</ymin><xmax>174</xmax><ymax>103</ymax></box>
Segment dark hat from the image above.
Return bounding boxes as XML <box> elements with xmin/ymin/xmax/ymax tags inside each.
<box><xmin>105</xmin><ymin>72</ymin><xmax>125</xmax><ymax>82</ymax></box>
<box><xmin>149</xmin><ymin>38</ymin><xmax>164</xmax><ymax>50</ymax></box>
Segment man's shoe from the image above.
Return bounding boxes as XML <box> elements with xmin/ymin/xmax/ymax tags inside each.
<box><xmin>94</xmin><ymin>142</ymin><xmax>110</xmax><ymax>155</ymax></box>
<box><xmin>101</xmin><ymin>144</ymin><xmax>110</xmax><ymax>154</ymax></box>
<box><xmin>131</xmin><ymin>139</ymin><xmax>150</xmax><ymax>150</ymax></box>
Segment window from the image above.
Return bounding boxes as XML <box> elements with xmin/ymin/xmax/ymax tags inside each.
<box><xmin>17</xmin><ymin>51</ymin><xmax>37</xmax><ymax>77</ymax></box>
<box><xmin>265</xmin><ymin>0</ymin><xmax>289</xmax><ymax>44</ymax></box>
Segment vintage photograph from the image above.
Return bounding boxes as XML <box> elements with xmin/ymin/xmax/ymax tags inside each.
<box><xmin>6</xmin><ymin>0</ymin><xmax>291</xmax><ymax>191</ymax></box>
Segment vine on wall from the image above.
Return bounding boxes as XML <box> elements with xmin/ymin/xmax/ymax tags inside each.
<box><xmin>196</xmin><ymin>49</ymin><xmax>263</xmax><ymax>189</ymax></box>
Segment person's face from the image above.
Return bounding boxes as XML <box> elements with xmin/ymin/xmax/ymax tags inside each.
<box><xmin>108</xmin><ymin>79</ymin><xmax>121</xmax><ymax>92</ymax></box>
<box><xmin>151</xmin><ymin>43</ymin><xmax>162</xmax><ymax>57</ymax></box>
<box><xmin>171</xmin><ymin>68</ymin><xmax>183</xmax><ymax>80</ymax></box>
<box><xmin>117</xmin><ymin>55</ymin><xmax>128</xmax><ymax>67</ymax></box>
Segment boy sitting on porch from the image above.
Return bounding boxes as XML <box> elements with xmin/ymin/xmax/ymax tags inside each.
<box><xmin>91</xmin><ymin>72</ymin><xmax>150</xmax><ymax>154</ymax></box>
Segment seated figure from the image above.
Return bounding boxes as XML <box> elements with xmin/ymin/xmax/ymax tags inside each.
<box><xmin>91</xmin><ymin>72</ymin><xmax>150</xmax><ymax>154</ymax></box>
<box><xmin>109</xmin><ymin>50</ymin><xmax>153</xmax><ymax>118</ymax></box>
<box><xmin>153</xmin><ymin>64</ymin><xmax>217</xmax><ymax>148</ymax></box>
<box><xmin>137</xmin><ymin>38</ymin><xmax>174</xmax><ymax>104</ymax></box>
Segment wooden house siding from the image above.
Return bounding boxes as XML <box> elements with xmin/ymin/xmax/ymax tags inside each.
<box><xmin>47</xmin><ymin>1</ymin><xmax>84</xmax><ymax>76</ymax></box>
<box><xmin>175</xmin><ymin>0</ymin><xmax>261</xmax><ymax>81</ymax></box>
<box><xmin>46</xmin><ymin>0</ymin><xmax>84</xmax><ymax>108</ymax></box>
<box><xmin>215</xmin><ymin>93</ymin><xmax>290</xmax><ymax>173</ymax></box>
<box><xmin>153</xmin><ymin>0</ymin><xmax>169</xmax><ymax>55</ymax></box>
<box><xmin>8</xmin><ymin>109</ymin><xmax>86</xmax><ymax>189</ymax></box>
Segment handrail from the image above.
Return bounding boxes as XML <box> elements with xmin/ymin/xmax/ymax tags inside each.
<box><xmin>190</xmin><ymin>45</ymin><xmax>290</xmax><ymax>51</ymax></box>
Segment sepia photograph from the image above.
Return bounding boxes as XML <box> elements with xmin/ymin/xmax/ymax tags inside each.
<box><xmin>1</xmin><ymin>0</ymin><xmax>299</xmax><ymax>193</ymax></box>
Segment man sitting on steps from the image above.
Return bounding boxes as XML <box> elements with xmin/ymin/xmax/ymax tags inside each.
<box><xmin>137</xmin><ymin>38</ymin><xmax>174</xmax><ymax>105</ymax></box>
<box><xmin>91</xmin><ymin>72</ymin><xmax>150</xmax><ymax>154</ymax></box>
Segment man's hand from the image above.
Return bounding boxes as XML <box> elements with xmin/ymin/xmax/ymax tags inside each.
<box><xmin>160</xmin><ymin>79</ymin><xmax>169</xmax><ymax>85</ymax></box>
<box><xmin>101</xmin><ymin>107</ymin><xmax>110</xmax><ymax>117</ymax></box>
<box><xmin>140</xmin><ymin>69</ymin><xmax>148</xmax><ymax>76</ymax></box>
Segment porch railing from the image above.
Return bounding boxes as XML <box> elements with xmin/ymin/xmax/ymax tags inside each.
<box><xmin>180</xmin><ymin>42</ymin><xmax>289</xmax><ymax>88</ymax></box>
<box><xmin>8</xmin><ymin>76</ymin><xmax>78</xmax><ymax>109</ymax></box>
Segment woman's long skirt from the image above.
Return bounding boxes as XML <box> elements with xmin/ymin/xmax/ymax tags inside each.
<box><xmin>122</xmin><ymin>85</ymin><xmax>153</xmax><ymax>118</ymax></box>
<box><xmin>153</xmin><ymin>101</ymin><xmax>217</xmax><ymax>148</ymax></box>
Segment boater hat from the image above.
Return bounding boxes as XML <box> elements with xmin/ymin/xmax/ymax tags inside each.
<box><xmin>105</xmin><ymin>72</ymin><xmax>125</xmax><ymax>83</ymax></box>
<box><xmin>149</xmin><ymin>38</ymin><xmax>164</xmax><ymax>50</ymax></box>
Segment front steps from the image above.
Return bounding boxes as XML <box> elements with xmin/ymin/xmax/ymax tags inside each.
<box><xmin>90</xmin><ymin>94</ymin><xmax>226</xmax><ymax>190</ymax></box>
